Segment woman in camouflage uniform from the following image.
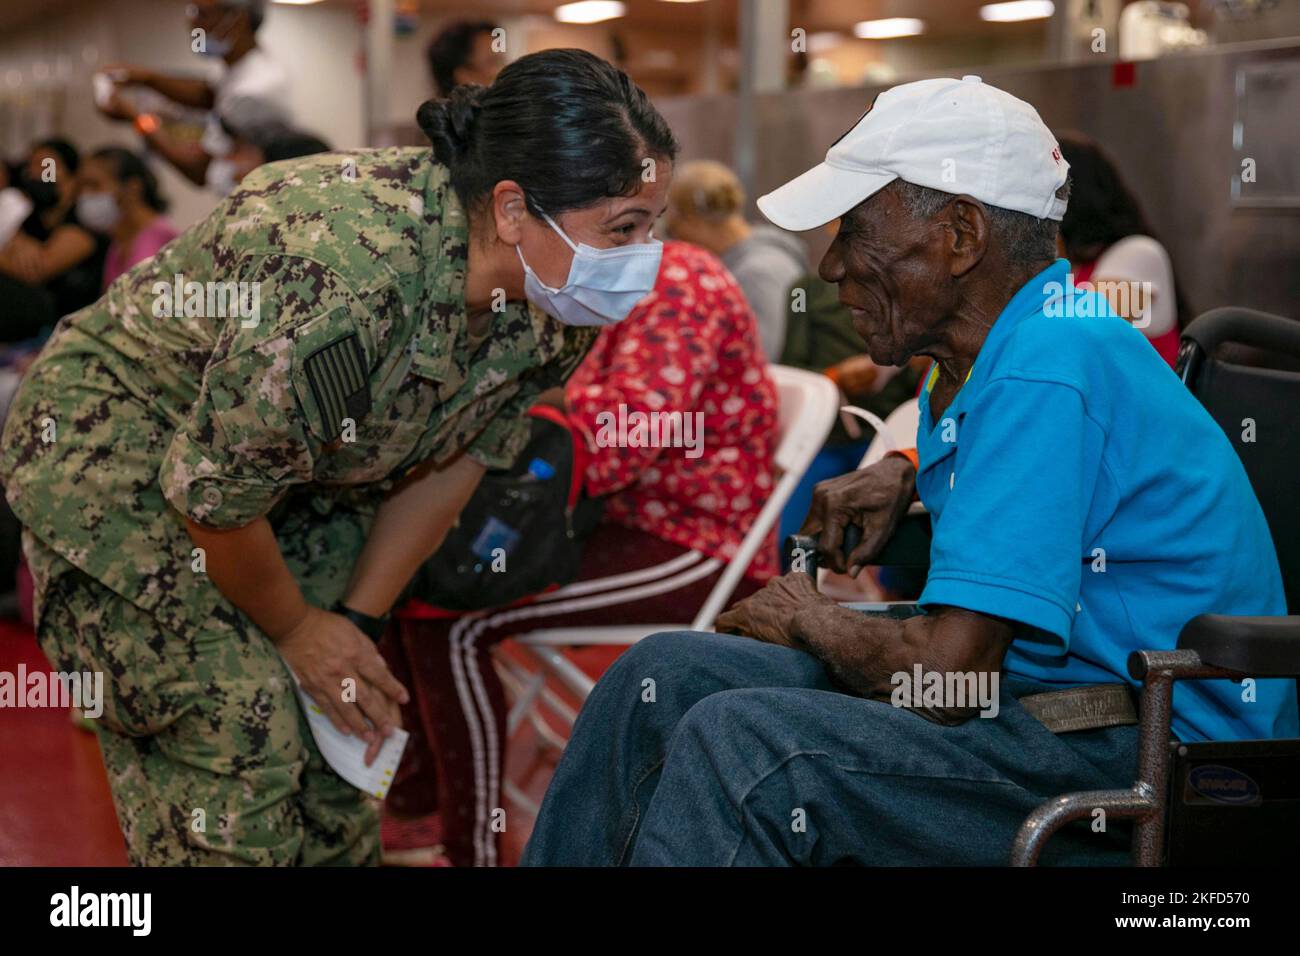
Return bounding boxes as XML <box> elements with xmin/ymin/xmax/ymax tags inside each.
<box><xmin>0</xmin><ymin>49</ymin><xmax>677</xmax><ymax>865</ymax></box>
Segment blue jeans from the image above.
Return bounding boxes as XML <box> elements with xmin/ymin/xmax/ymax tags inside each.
<box><xmin>522</xmin><ymin>631</ymin><xmax>1138</xmax><ymax>866</ymax></box>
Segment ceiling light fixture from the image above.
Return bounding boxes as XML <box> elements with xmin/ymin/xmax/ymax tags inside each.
<box><xmin>853</xmin><ymin>18</ymin><xmax>926</xmax><ymax>40</ymax></box>
<box><xmin>979</xmin><ymin>1</ymin><xmax>1056</xmax><ymax>22</ymax></box>
<box><xmin>554</xmin><ymin>1</ymin><xmax>627</xmax><ymax>24</ymax></box>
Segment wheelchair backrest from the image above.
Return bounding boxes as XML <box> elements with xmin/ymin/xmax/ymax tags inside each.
<box><xmin>1177</xmin><ymin>308</ymin><xmax>1300</xmax><ymax>615</ymax></box>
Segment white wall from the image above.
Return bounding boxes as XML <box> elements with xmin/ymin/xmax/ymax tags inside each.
<box><xmin>259</xmin><ymin>1</ymin><xmax>365</xmax><ymax>150</ymax></box>
<box><xmin>0</xmin><ymin>0</ymin><xmax>366</xmax><ymax>230</ymax></box>
<box><xmin>383</xmin><ymin>15</ymin><xmax>446</xmax><ymax>131</ymax></box>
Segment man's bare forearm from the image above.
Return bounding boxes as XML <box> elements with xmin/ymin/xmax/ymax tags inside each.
<box><xmin>140</xmin><ymin>130</ymin><xmax>211</xmax><ymax>186</ymax></box>
<box><xmin>140</xmin><ymin>71</ymin><xmax>216</xmax><ymax>110</ymax></box>
<box><xmin>792</xmin><ymin>601</ymin><xmax>1014</xmax><ymax>722</ymax></box>
<box><xmin>792</xmin><ymin>599</ymin><xmax>916</xmax><ymax>697</ymax></box>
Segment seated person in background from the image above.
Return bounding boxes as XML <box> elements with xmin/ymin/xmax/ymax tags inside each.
<box><xmin>427</xmin><ymin>19</ymin><xmax>504</xmax><ymax>97</ymax></box>
<box><xmin>0</xmin><ymin>139</ymin><xmax>107</xmax><ymax>339</ymax></box>
<box><xmin>209</xmin><ymin>112</ymin><xmax>332</xmax><ymax>194</ymax></box>
<box><xmin>663</xmin><ymin>160</ymin><xmax>805</xmax><ymax>361</ymax></box>
<box><xmin>77</xmin><ymin>148</ymin><xmax>179</xmax><ymax>289</ymax></box>
<box><xmin>523</xmin><ymin>77</ymin><xmax>1295</xmax><ymax>867</ymax></box>
<box><xmin>1</xmin><ymin>146</ymin><xmax>178</xmax><ymax>622</ymax></box>
<box><xmin>1056</xmin><ymin>131</ymin><xmax>1189</xmax><ymax>368</ymax></box>
<box><xmin>383</xmin><ymin>239</ymin><xmax>780</xmax><ymax>867</ymax></box>
<box><xmin>778</xmin><ymin>222</ymin><xmax>927</xmax><ymax>556</ymax></box>
<box><xmin>0</xmin><ymin>164</ymin><xmax>57</xmax><ymax>347</ymax></box>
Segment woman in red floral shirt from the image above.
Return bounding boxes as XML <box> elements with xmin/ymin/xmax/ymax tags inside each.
<box><xmin>567</xmin><ymin>240</ymin><xmax>780</xmax><ymax>576</ymax></box>
<box><xmin>384</xmin><ymin>240</ymin><xmax>780</xmax><ymax>865</ymax></box>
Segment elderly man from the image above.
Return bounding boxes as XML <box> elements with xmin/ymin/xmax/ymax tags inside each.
<box><xmin>522</xmin><ymin>77</ymin><xmax>1295</xmax><ymax>866</ymax></box>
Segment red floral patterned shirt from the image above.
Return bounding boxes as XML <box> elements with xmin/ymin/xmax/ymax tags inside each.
<box><xmin>565</xmin><ymin>241</ymin><xmax>780</xmax><ymax>580</ymax></box>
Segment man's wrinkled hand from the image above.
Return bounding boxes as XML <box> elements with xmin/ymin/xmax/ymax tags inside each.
<box><xmin>799</xmin><ymin>454</ymin><xmax>915</xmax><ymax>576</ymax></box>
<box><xmin>715</xmin><ymin>572</ymin><xmax>827</xmax><ymax>648</ymax></box>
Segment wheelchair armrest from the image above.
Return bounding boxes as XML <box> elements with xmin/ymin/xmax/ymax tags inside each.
<box><xmin>1176</xmin><ymin>614</ymin><xmax>1300</xmax><ymax>676</ymax></box>
<box><xmin>871</xmin><ymin>511</ymin><xmax>932</xmax><ymax>568</ymax></box>
<box><xmin>1010</xmin><ymin>787</ymin><xmax>1158</xmax><ymax>866</ymax></box>
<box><xmin>1019</xmin><ymin>617</ymin><xmax>1299</xmax><ymax>866</ymax></box>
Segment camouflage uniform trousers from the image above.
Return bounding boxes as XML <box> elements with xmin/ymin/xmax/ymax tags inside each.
<box><xmin>25</xmin><ymin>509</ymin><xmax>381</xmax><ymax>867</ymax></box>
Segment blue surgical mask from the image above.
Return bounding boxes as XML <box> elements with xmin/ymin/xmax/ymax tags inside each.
<box><xmin>516</xmin><ymin>214</ymin><xmax>662</xmax><ymax>327</ymax></box>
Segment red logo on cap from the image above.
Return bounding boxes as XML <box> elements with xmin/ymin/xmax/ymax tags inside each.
<box><xmin>1051</xmin><ymin>147</ymin><xmax>1062</xmax><ymax>163</ymax></box>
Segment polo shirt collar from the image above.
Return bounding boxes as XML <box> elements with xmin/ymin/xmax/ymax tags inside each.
<box><xmin>920</xmin><ymin>258</ymin><xmax>1071</xmax><ymax>423</ymax></box>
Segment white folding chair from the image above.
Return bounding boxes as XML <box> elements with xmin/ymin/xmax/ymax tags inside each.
<box><xmin>842</xmin><ymin>396</ymin><xmax>920</xmax><ymax>469</ymax></box>
<box><xmin>497</xmin><ymin>365</ymin><xmax>841</xmax><ymax>763</ymax></box>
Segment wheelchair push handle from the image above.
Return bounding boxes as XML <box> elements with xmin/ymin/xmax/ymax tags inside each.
<box><xmin>785</xmin><ymin>524</ymin><xmax>863</xmax><ymax>577</ymax></box>
<box><xmin>841</xmin><ymin>523</ymin><xmax>863</xmax><ymax>560</ymax></box>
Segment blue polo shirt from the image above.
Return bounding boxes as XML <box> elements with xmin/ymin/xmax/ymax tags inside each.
<box><xmin>916</xmin><ymin>259</ymin><xmax>1296</xmax><ymax>743</ymax></box>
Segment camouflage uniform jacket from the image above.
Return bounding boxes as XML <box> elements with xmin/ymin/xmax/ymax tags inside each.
<box><xmin>0</xmin><ymin>148</ymin><xmax>596</xmax><ymax>637</ymax></box>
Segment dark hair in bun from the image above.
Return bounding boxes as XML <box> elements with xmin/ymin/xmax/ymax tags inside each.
<box><xmin>418</xmin><ymin>84</ymin><xmax>485</xmax><ymax>167</ymax></box>
<box><xmin>417</xmin><ymin>48</ymin><xmax>678</xmax><ymax>218</ymax></box>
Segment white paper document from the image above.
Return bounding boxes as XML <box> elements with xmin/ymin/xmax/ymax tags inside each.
<box><xmin>287</xmin><ymin>670</ymin><xmax>408</xmax><ymax>800</ymax></box>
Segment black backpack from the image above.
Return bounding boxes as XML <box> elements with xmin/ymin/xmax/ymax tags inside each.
<box><xmin>403</xmin><ymin>405</ymin><xmax>604</xmax><ymax>612</ymax></box>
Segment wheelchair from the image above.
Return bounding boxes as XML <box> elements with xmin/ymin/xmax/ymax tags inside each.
<box><xmin>835</xmin><ymin>308</ymin><xmax>1300</xmax><ymax>866</ymax></box>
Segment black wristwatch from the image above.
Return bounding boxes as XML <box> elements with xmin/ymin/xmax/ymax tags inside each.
<box><xmin>332</xmin><ymin>601</ymin><xmax>390</xmax><ymax>643</ymax></box>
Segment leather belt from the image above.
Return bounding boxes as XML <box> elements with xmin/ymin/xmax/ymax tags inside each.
<box><xmin>1018</xmin><ymin>683</ymin><xmax>1138</xmax><ymax>733</ymax></box>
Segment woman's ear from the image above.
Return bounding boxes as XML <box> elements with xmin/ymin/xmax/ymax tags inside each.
<box><xmin>491</xmin><ymin>180</ymin><xmax>528</xmax><ymax>246</ymax></box>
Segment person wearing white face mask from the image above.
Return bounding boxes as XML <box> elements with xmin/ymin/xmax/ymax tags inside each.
<box><xmin>77</xmin><ymin>148</ymin><xmax>179</xmax><ymax>291</ymax></box>
<box><xmin>434</xmin><ymin>81</ymin><xmax>670</xmax><ymax>329</ymax></box>
<box><xmin>93</xmin><ymin>0</ymin><xmax>292</xmax><ymax>196</ymax></box>
<box><xmin>515</xmin><ymin>211</ymin><xmax>664</xmax><ymax>327</ymax></box>
<box><xmin>1</xmin><ymin>48</ymin><xmax>676</xmax><ymax>866</ymax></box>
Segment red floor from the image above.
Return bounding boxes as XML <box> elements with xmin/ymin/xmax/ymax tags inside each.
<box><xmin>0</xmin><ymin>616</ymin><xmax>619</xmax><ymax>867</ymax></box>
<box><xmin>0</xmin><ymin>617</ymin><xmax>128</xmax><ymax>866</ymax></box>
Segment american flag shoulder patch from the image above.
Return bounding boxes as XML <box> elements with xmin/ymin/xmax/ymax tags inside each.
<box><xmin>303</xmin><ymin>333</ymin><xmax>371</xmax><ymax>441</ymax></box>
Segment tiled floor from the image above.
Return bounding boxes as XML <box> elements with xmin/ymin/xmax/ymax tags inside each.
<box><xmin>0</xmin><ymin>617</ymin><xmax>618</xmax><ymax>867</ymax></box>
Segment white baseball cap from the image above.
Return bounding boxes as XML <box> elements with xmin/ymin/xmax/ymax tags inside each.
<box><xmin>757</xmin><ymin>75</ymin><xmax>1069</xmax><ymax>232</ymax></box>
